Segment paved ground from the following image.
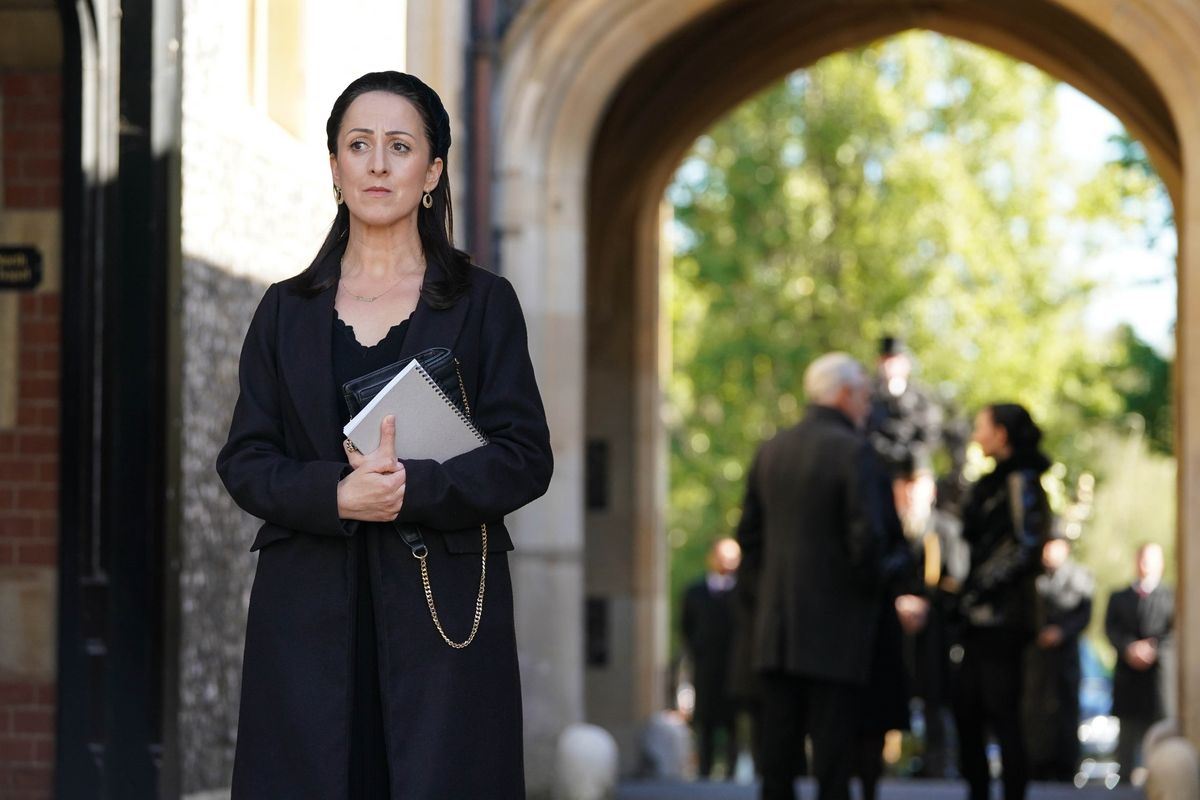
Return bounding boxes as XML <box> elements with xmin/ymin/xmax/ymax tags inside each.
<box><xmin>617</xmin><ymin>778</ymin><xmax>1143</xmax><ymax>799</ymax></box>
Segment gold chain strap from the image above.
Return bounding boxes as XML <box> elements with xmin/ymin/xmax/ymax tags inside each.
<box><xmin>416</xmin><ymin>358</ymin><xmax>487</xmax><ymax>649</ymax></box>
<box><xmin>419</xmin><ymin>525</ymin><xmax>487</xmax><ymax>649</ymax></box>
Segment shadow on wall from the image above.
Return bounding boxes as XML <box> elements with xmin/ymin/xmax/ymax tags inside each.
<box><xmin>179</xmin><ymin>258</ymin><xmax>269</xmax><ymax>794</ymax></box>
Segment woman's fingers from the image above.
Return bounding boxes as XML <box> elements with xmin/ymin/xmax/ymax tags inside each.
<box><xmin>338</xmin><ymin>463</ymin><xmax>407</xmax><ymax>521</ymax></box>
<box><xmin>384</xmin><ymin>471</ymin><xmax>406</xmax><ymax>511</ymax></box>
<box><xmin>365</xmin><ymin>473</ymin><xmax>405</xmax><ymax>519</ymax></box>
<box><xmin>372</xmin><ymin>415</ymin><xmax>396</xmax><ymax>461</ymax></box>
<box><xmin>355</xmin><ymin>416</ymin><xmax>405</xmax><ymax>473</ymax></box>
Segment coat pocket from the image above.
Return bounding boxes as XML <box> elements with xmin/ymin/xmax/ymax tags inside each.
<box><xmin>249</xmin><ymin>522</ymin><xmax>295</xmax><ymax>552</ymax></box>
<box><xmin>442</xmin><ymin>521</ymin><xmax>514</xmax><ymax>554</ymax></box>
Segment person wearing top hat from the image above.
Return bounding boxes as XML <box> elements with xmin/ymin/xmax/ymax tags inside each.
<box><xmin>866</xmin><ymin>336</ymin><xmax>952</xmax><ymax>481</ymax></box>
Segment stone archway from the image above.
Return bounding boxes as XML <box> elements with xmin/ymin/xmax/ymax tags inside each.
<box><xmin>495</xmin><ymin>0</ymin><xmax>1197</xmax><ymax>779</ymax></box>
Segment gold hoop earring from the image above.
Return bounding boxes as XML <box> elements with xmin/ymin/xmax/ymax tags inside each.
<box><xmin>422</xmin><ymin>191</ymin><xmax>433</xmax><ymax>209</ymax></box>
<box><xmin>333</xmin><ymin>185</ymin><xmax>343</xmax><ymax>204</ymax></box>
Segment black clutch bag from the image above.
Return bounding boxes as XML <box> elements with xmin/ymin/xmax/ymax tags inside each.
<box><xmin>341</xmin><ymin>346</ymin><xmax>465</xmax><ymax>417</ymax></box>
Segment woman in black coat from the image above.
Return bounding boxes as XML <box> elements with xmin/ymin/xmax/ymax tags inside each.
<box><xmin>952</xmin><ymin>403</ymin><xmax>1051</xmax><ymax>800</ymax></box>
<box><xmin>216</xmin><ymin>71</ymin><xmax>552</xmax><ymax>799</ymax></box>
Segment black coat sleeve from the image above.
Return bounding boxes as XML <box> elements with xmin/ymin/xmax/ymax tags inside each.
<box><xmin>216</xmin><ymin>284</ymin><xmax>354</xmax><ymax>537</ymax></box>
<box><xmin>397</xmin><ymin>277</ymin><xmax>553</xmax><ymax>529</ymax></box>
<box><xmin>734</xmin><ymin>449</ymin><xmax>765</xmax><ymax>610</ymax></box>
<box><xmin>968</xmin><ymin>470</ymin><xmax>1049</xmax><ymax>596</ymax></box>
<box><xmin>846</xmin><ymin>441</ymin><xmax>914</xmax><ymax>595</ymax></box>
<box><xmin>864</xmin><ymin>443</ymin><xmax>919</xmax><ymax>597</ymax></box>
<box><xmin>682</xmin><ymin>584</ymin><xmax>700</xmax><ymax>657</ymax></box>
<box><xmin>1051</xmin><ymin>565</ymin><xmax>1094</xmax><ymax>639</ymax></box>
<box><xmin>1057</xmin><ymin>594</ymin><xmax>1092</xmax><ymax>640</ymax></box>
<box><xmin>1105</xmin><ymin>591</ymin><xmax>1137</xmax><ymax>654</ymax></box>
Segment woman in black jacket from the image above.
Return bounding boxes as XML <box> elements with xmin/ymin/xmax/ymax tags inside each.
<box><xmin>217</xmin><ymin>72</ymin><xmax>552</xmax><ymax>799</ymax></box>
<box><xmin>953</xmin><ymin>403</ymin><xmax>1051</xmax><ymax>800</ymax></box>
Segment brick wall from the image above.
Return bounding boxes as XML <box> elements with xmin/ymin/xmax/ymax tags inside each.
<box><xmin>0</xmin><ymin>67</ymin><xmax>60</xmax><ymax>800</ymax></box>
<box><xmin>2</xmin><ymin>73</ymin><xmax>61</xmax><ymax>210</ymax></box>
<box><xmin>0</xmin><ymin>293</ymin><xmax>60</xmax><ymax>568</ymax></box>
<box><xmin>0</xmin><ymin>682</ymin><xmax>55</xmax><ymax>799</ymax></box>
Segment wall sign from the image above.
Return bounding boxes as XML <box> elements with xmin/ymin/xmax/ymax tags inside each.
<box><xmin>0</xmin><ymin>247</ymin><xmax>43</xmax><ymax>291</ymax></box>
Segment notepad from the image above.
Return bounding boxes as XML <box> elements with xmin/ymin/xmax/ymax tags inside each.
<box><xmin>343</xmin><ymin>359</ymin><xmax>487</xmax><ymax>462</ymax></box>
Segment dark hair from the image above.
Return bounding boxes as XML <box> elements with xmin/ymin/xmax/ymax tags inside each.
<box><xmin>987</xmin><ymin>403</ymin><xmax>1045</xmax><ymax>461</ymax></box>
<box><xmin>293</xmin><ymin>71</ymin><xmax>471</xmax><ymax>307</ymax></box>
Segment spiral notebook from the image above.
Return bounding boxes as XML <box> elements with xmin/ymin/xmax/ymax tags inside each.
<box><xmin>342</xmin><ymin>359</ymin><xmax>487</xmax><ymax>462</ymax></box>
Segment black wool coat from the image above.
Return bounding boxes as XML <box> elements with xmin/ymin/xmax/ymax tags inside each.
<box><xmin>736</xmin><ymin>405</ymin><xmax>913</xmax><ymax>686</ymax></box>
<box><xmin>1023</xmin><ymin>559</ymin><xmax>1093</xmax><ymax>763</ymax></box>
<box><xmin>681</xmin><ymin>579</ymin><xmax>738</xmax><ymax>725</ymax></box>
<box><xmin>957</xmin><ymin>456</ymin><xmax>1052</xmax><ymax>638</ymax></box>
<box><xmin>216</xmin><ymin>258</ymin><xmax>553</xmax><ymax>800</ymax></box>
<box><xmin>1105</xmin><ymin>583</ymin><xmax>1176</xmax><ymax>721</ymax></box>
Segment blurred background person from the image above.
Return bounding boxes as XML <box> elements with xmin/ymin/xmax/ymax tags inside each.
<box><xmin>1022</xmin><ymin>534</ymin><xmax>1094</xmax><ymax>781</ymax></box>
<box><xmin>737</xmin><ymin>352</ymin><xmax>918</xmax><ymax>800</ymax></box>
<box><xmin>853</xmin><ymin>526</ymin><xmax>927</xmax><ymax>800</ymax></box>
<box><xmin>867</xmin><ymin>335</ymin><xmax>972</xmax><ymax>515</ymax></box>
<box><xmin>867</xmin><ymin>336</ymin><xmax>944</xmax><ymax>546</ymax></box>
<box><xmin>867</xmin><ymin>335</ymin><xmax>946</xmax><ymax>484</ymax></box>
<box><xmin>681</xmin><ymin>537</ymin><xmax>742</xmax><ymax>780</ymax></box>
<box><xmin>1105</xmin><ymin>542</ymin><xmax>1175</xmax><ymax>783</ymax></box>
<box><xmin>952</xmin><ymin>403</ymin><xmax>1052</xmax><ymax>800</ymax></box>
<box><xmin>868</xmin><ymin>334</ymin><xmax>969</xmax><ymax>780</ymax></box>
<box><xmin>894</xmin><ymin>461</ymin><xmax>968</xmax><ymax>779</ymax></box>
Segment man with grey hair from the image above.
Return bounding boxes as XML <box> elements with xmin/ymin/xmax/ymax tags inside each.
<box><xmin>736</xmin><ymin>352</ymin><xmax>917</xmax><ymax>800</ymax></box>
<box><xmin>803</xmin><ymin>352</ymin><xmax>871</xmax><ymax>410</ymax></box>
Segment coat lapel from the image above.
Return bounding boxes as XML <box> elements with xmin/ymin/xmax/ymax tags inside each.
<box><xmin>278</xmin><ymin>281</ymin><xmax>345</xmax><ymax>462</ymax></box>
<box><xmin>400</xmin><ymin>269</ymin><xmax>472</xmax><ymax>360</ymax></box>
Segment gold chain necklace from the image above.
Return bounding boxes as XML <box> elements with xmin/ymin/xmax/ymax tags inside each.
<box><xmin>339</xmin><ymin>256</ymin><xmax>405</xmax><ymax>303</ymax></box>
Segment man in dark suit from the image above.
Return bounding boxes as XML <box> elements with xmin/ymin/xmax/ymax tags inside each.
<box><xmin>1105</xmin><ymin>542</ymin><xmax>1175</xmax><ymax>780</ymax></box>
<box><xmin>682</xmin><ymin>537</ymin><xmax>742</xmax><ymax>779</ymax></box>
<box><xmin>737</xmin><ymin>352</ymin><xmax>919</xmax><ymax>800</ymax></box>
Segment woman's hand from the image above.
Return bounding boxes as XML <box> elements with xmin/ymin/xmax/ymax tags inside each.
<box><xmin>337</xmin><ymin>415</ymin><xmax>407</xmax><ymax>521</ymax></box>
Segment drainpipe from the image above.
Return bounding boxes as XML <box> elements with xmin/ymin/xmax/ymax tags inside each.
<box><xmin>466</xmin><ymin>0</ymin><xmax>497</xmax><ymax>271</ymax></box>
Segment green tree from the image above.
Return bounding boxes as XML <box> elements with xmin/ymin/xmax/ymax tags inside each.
<box><xmin>1105</xmin><ymin>324</ymin><xmax>1173</xmax><ymax>454</ymax></box>
<box><xmin>1075</xmin><ymin>131</ymin><xmax>1174</xmax><ymax>247</ymax></box>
